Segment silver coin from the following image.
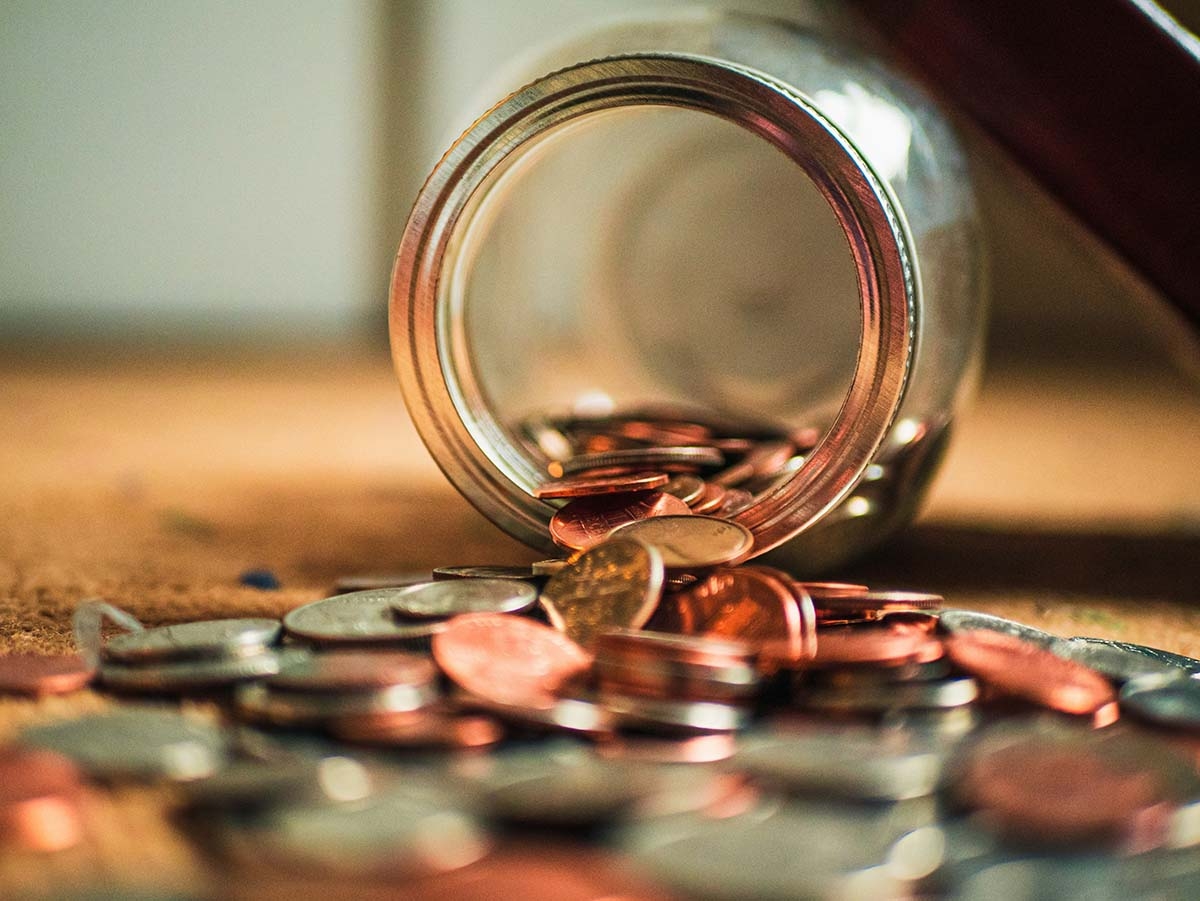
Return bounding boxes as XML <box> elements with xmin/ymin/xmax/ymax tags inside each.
<box><xmin>530</xmin><ymin>558</ymin><xmax>570</xmax><ymax>577</ymax></box>
<box><xmin>607</xmin><ymin>515</ymin><xmax>754</xmax><ymax>569</ymax></box>
<box><xmin>283</xmin><ymin>590</ymin><xmax>447</xmax><ymax>646</ymax></box>
<box><xmin>102</xmin><ymin>617</ymin><xmax>281</xmax><ymax>664</ymax></box>
<box><xmin>561</xmin><ymin>445</ymin><xmax>724</xmax><ymax>475</ymax></box>
<box><xmin>1119</xmin><ymin>673</ymin><xmax>1200</xmax><ymax>729</ymax></box>
<box><xmin>602</xmin><ymin>693</ymin><xmax>751</xmax><ymax>734</ymax></box>
<box><xmin>937</xmin><ymin>610</ymin><xmax>1058</xmax><ymax>647</ymax></box>
<box><xmin>797</xmin><ymin>675</ymin><xmax>979</xmax><ymax>714</ymax></box>
<box><xmin>180</xmin><ymin>755</ymin><xmax>372</xmax><ymax>811</ymax></box>
<box><xmin>249</xmin><ymin>787</ymin><xmax>488</xmax><ymax>877</ymax></box>
<box><xmin>19</xmin><ymin>709</ymin><xmax>227</xmax><ymax>782</ymax></box>
<box><xmin>99</xmin><ymin>649</ymin><xmax>295</xmax><ymax>693</ymax></box>
<box><xmin>1050</xmin><ymin>637</ymin><xmax>1182</xmax><ymax>684</ymax></box>
<box><xmin>735</xmin><ymin>728</ymin><xmax>944</xmax><ymax>801</ymax></box>
<box><xmin>474</xmin><ymin>758</ymin><xmax>654</xmax><ymax>827</ymax></box>
<box><xmin>234</xmin><ymin>681</ymin><xmax>437</xmax><ymax>728</ymax></box>
<box><xmin>1072</xmin><ymin>637</ymin><xmax>1200</xmax><ymax>675</ymax></box>
<box><xmin>389</xmin><ymin>578</ymin><xmax>537</xmax><ymax>619</ymax></box>
<box><xmin>454</xmin><ymin>693</ymin><xmax>614</xmax><ymax>739</ymax></box>
<box><xmin>432</xmin><ymin>565</ymin><xmax>539</xmax><ymax>582</ymax></box>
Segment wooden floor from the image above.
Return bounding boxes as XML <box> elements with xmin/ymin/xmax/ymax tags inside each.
<box><xmin>0</xmin><ymin>343</ymin><xmax>1197</xmax><ymax>896</ymax></box>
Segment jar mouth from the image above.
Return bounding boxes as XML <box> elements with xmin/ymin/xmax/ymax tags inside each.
<box><xmin>391</xmin><ymin>53</ymin><xmax>915</xmax><ymax>558</ymax></box>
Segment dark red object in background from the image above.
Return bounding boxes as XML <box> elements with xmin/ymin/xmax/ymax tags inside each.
<box><xmin>856</xmin><ymin>0</ymin><xmax>1200</xmax><ymax>332</ymax></box>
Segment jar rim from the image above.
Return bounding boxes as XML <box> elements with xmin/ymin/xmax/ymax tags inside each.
<box><xmin>390</xmin><ymin>52</ymin><xmax>915</xmax><ymax>557</ymax></box>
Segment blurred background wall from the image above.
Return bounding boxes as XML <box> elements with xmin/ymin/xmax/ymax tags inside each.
<box><xmin>2</xmin><ymin>0</ymin><xmax>1197</xmax><ymax>366</ymax></box>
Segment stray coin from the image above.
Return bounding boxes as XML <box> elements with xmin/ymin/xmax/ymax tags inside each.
<box><xmin>432</xmin><ymin>613</ymin><xmax>593</xmax><ymax>707</ymax></box>
<box><xmin>234</xmin><ymin>681</ymin><xmax>437</xmax><ymax>728</ymax></box>
<box><xmin>0</xmin><ymin>746</ymin><xmax>85</xmax><ymax>852</ymax></box>
<box><xmin>797</xmin><ymin>675</ymin><xmax>979</xmax><ymax>714</ymax></box>
<box><xmin>0</xmin><ymin>654</ymin><xmax>95</xmax><ymax>696</ymax></box>
<box><xmin>1120</xmin><ymin>673</ymin><xmax>1200</xmax><ymax>730</ymax></box>
<box><xmin>99</xmin><ymin>649</ymin><xmax>292</xmax><ymax>693</ymax></box>
<box><xmin>432</xmin><ymin>565</ymin><xmax>539</xmax><ymax>582</ymax></box>
<box><xmin>180</xmin><ymin>755</ymin><xmax>372</xmax><ymax>811</ymax></box>
<box><xmin>283</xmin><ymin>590</ymin><xmax>447</xmax><ymax>647</ymax></box>
<box><xmin>1051</xmin><ymin>637</ymin><xmax>1183</xmax><ymax>684</ymax></box>
<box><xmin>608</xmin><ymin>515</ymin><xmax>754</xmax><ymax>570</ymax></box>
<box><xmin>1072</xmin><ymin>638</ymin><xmax>1200</xmax><ymax>676</ymax></box>
<box><xmin>937</xmin><ymin>610</ymin><xmax>1058</xmax><ymax>648</ymax></box>
<box><xmin>389</xmin><ymin>578</ymin><xmax>538</xmax><ymax>619</ymax></box>
<box><xmin>602</xmin><ymin>693</ymin><xmax>751</xmax><ymax>734</ymax></box>
<box><xmin>332</xmin><ymin>712</ymin><xmax>504</xmax><ymax>750</ymax></box>
<box><xmin>19</xmin><ymin>709</ymin><xmax>227</xmax><ymax>782</ymax></box>
<box><xmin>549</xmin><ymin>491</ymin><xmax>691</xmax><ymax>552</ymax></box>
<box><xmin>473</xmin><ymin>758</ymin><xmax>653</xmax><ymax>828</ymax></box>
<box><xmin>536</xmin><ymin>471</ymin><xmax>670</xmax><ymax>499</ymax></box>
<box><xmin>945</xmin><ymin>630</ymin><xmax>1116</xmax><ymax>716</ymax></box>
<box><xmin>455</xmin><ymin>693</ymin><xmax>614</xmax><ymax>739</ymax></box>
<box><xmin>539</xmin><ymin>539</ymin><xmax>665</xmax><ymax>648</ymax></box>
<box><xmin>102</xmin><ymin>618</ymin><xmax>281</xmax><ymax>664</ymax></box>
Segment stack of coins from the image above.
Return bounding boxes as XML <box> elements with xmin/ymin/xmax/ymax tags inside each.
<box><xmin>99</xmin><ymin>618</ymin><xmax>286</xmax><ymax>693</ymax></box>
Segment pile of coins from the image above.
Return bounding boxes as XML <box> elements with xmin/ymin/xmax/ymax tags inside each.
<box><xmin>4</xmin><ymin>552</ymin><xmax>1200</xmax><ymax>897</ymax></box>
<box><xmin>2</xmin><ymin>411</ymin><xmax>1199</xmax><ymax>896</ymax></box>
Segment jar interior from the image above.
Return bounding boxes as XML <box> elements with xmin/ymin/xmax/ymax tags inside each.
<box><xmin>445</xmin><ymin>105</ymin><xmax>861</xmax><ymax>488</ymax></box>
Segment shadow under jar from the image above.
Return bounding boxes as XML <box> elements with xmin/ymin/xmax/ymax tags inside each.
<box><xmin>390</xmin><ymin>10</ymin><xmax>985</xmax><ymax>573</ymax></box>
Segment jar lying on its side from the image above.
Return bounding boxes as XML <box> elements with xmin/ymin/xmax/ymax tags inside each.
<box><xmin>390</xmin><ymin>9</ymin><xmax>985</xmax><ymax>573</ymax></box>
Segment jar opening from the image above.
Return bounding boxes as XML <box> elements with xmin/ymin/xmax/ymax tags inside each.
<box><xmin>393</xmin><ymin>54</ymin><xmax>914</xmax><ymax>557</ymax></box>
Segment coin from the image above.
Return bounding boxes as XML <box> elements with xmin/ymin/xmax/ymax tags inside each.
<box><xmin>595</xmin><ymin>629</ymin><xmax>758</xmax><ymax>702</ymax></box>
<box><xmin>539</xmin><ymin>539</ymin><xmax>664</xmax><ymax>648</ymax></box>
<box><xmin>0</xmin><ymin>653</ymin><xmax>95</xmax><ymax>696</ymax></box>
<box><xmin>549</xmin><ymin>491</ymin><xmax>691</xmax><ymax>551</ymax></box>
<box><xmin>736</xmin><ymin>728</ymin><xmax>944</xmax><ymax>801</ymax></box>
<box><xmin>1072</xmin><ymin>638</ymin><xmax>1200</xmax><ymax>675</ymax></box>
<box><xmin>389</xmin><ymin>578</ymin><xmax>538</xmax><ymax>619</ymax></box>
<box><xmin>267</xmin><ymin>649</ymin><xmax>437</xmax><ymax>694</ymax></box>
<box><xmin>797</xmin><ymin>675</ymin><xmax>979</xmax><ymax>713</ymax></box>
<box><xmin>596</xmin><ymin>733</ymin><xmax>737</xmax><ymax>764</ymax></box>
<box><xmin>455</xmin><ymin>693</ymin><xmax>615</xmax><ymax>738</ymax></box>
<box><xmin>249</xmin><ymin>788</ymin><xmax>489</xmax><ymax>877</ymax></box>
<box><xmin>432</xmin><ymin>565</ymin><xmax>538</xmax><ymax>582</ymax></box>
<box><xmin>953</xmin><ymin>729</ymin><xmax>1167</xmax><ymax>849</ymax></box>
<box><xmin>0</xmin><ymin>746</ymin><xmax>85</xmax><ymax>852</ymax></box>
<box><xmin>1119</xmin><ymin>673</ymin><xmax>1200</xmax><ymax>729</ymax></box>
<box><xmin>560</xmin><ymin>446</ymin><xmax>724</xmax><ymax>476</ymax></box>
<box><xmin>180</xmin><ymin>755</ymin><xmax>372</xmax><ymax>811</ymax></box>
<box><xmin>283</xmin><ymin>589</ymin><xmax>448</xmax><ymax>646</ymax></box>
<box><xmin>937</xmin><ymin>609</ymin><xmax>1058</xmax><ymax>648</ymax></box>
<box><xmin>602</xmin><ymin>693</ymin><xmax>751</xmax><ymax>734</ymax></box>
<box><xmin>945</xmin><ymin>630</ymin><xmax>1116</xmax><ymax>716</ymax></box>
<box><xmin>662</xmin><ymin>473</ymin><xmax>706</xmax><ymax>505</ymax></box>
<box><xmin>531</xmin><ymin>558</ymin><xmax>571</xmax><ymax>577</ymax></box>
<box><xmin>609</xmin><ymin>515</ymin><xmax>754</xmax><ymax>569</ymax></box>
<box><xmin>711</xmin><ymin>440</ymin><xmax>794</xmax><ymax>487</ymax></box>
<box><xmin>472</xmin><ymin>757</ymin><xmax>654</xmax><ymax>827</ymax></box>
<box><xmin>806</xmin><ymin>627</ymin><xmax>943</xmax><ymax>669</ymax></box>
<box><xmin>689</xmin><ymin>481</ymin><xmax>727</xmax><ymax>514</ymax></box>
<box><xmin>332</xmin><ymin>712</ymin><xmax>504</xmax><ymax>750</ymax></box>
<box><xmin>536</xmin><ymin>471</ymin><xmax>670</xmax><ymax>498</ymax></box>
<box><xmin>658</xmin><ymin>566</ymin><xmax>803</xmax><ymax>659</ymax></box>
<box><xmin>19</xmin><ymin>709</ymin><xmax>227</xmax><ymax>782</ymax></box>
<box><xmin>99</xmin><ymin>649</ymin><xmax>291</xmax><ymax>693</ymax></box>
<box><xmin>1050</xmin><ymin>637</ymin><xmax>1182</xmax><ymax>684</ymax></box>
<box><xmin>432</xmin><ymin>613</ymin><xmax>593</xmax><ymax>707</ymax></box>
<box><xmin>103</xmin><ymin>618</ymin><xmax>281</xmax><ymax>664</ymax></box>
<box><xmin>234</xmin><ymin>681</ymin><xmax>437</xmax><ymax>728</ymax></box>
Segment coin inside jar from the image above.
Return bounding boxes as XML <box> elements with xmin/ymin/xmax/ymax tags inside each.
<box><xmin>535</xmin><ymin>470</ymin><xmax>670</xmax><ymax>498</ymax></box>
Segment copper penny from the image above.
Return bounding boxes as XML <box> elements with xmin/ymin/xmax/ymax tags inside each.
<box><xmin>945</xmin><ymin>629</ymin><xmax>1116</xmax><ymax>715</ymax></box>
<box><xmin>535</xmin><ymin>471</ymin><xmax>670</xmax><ymax>499</ymax></box>
<box><xmin>785</xmin><ymin>624</ymin><xmax>939</xmax><ymax>670</ymax></box>
<box><xmin>539</xmin><ymin>539</ymin><xmax>664</xmax><ymax>648</ymax></box>
<box><xmin>689</xmin><ymin>481</ymin><xmax>727</xmax><ymax>514</ymax></box>
<box><xmin>0</xmin><ymin>747</ymin><xmax>85</xmax><ymax>851</ymax></box>
<box><xmin>432</xmin><ymin>613</ymin><xmax>592</xmax><ymax>707</ymax></box>
<box><xmin>662</xmin><ymin>473</ymin><xmax>706</xmax><ymax>505</ymax></box>
<box><xmin>0</xmin><ymin>654</ymin><xmax>95</xmax><ymax>696</ymax></box>
<box><xmin>797</xmin><ymin>582</ymin><xmax>871</xmax><ymax>599</ymax></box>
<box><xmin>711</xmin><ymin>440</ymin><xmax>795</xmax><ymax>487</ymax></box>
<box><xmin>657</xmin><ymin>566</ymin><xmax>803</xmax><ymax>658</ymax></box>
<box><xmin>956</xmin><ymin>737</ymin><xmax>1166</xmax><ymax>848</ymax></box>
<box><xmin>549</xmin><ymin>491</ymin><xmax>690</xmax><ymax>552</ymax></box>
<box><xmin>331</xmin><ymin>712</ymin><xmax>503</xmax><ymax>750</ymax></box>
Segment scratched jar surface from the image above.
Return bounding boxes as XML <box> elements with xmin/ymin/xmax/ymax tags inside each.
<box><xmin>390</xmin><ymin>9</ymin><xmax>985</xmax><ymax>572</ymax></box>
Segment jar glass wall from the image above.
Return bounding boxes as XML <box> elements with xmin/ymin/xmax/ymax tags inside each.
<box><xmin>392</xmin><ymin>10</ymin><xmax>985</xmax><ymax>572</ymax></box>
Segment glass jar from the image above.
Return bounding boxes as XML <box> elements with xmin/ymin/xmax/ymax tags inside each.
<box><xmin>389</xmin><ymin>8</ymin><xmax>985</xmax><ymax>573</ymax></box>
